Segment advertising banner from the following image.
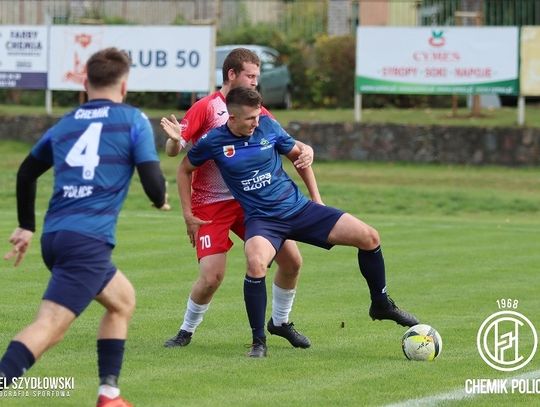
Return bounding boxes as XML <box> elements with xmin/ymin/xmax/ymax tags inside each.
<box><xmin>356</xmin><ymin>27</ymin><xmax>519</xmax><ymax>95</ymax></box>
<box><xmin>520</xmin><ymin>26</ymin><xmax>540</xmax><ymax>96</ymax></box>
<box><xmin>49</xmin><ymin>25</ymin><xmax>214</xmax><ymax>91</ymax></box>
<box><xmin>0</xmin><ymin>26</ymin><xmax>48</xmax><ymax>89</ymax></box>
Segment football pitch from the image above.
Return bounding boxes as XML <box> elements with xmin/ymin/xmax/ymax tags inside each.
<box><xmin>0</xmin><ymin>140</ymin><xmax>539</xmax><ymax>406</ymax></box>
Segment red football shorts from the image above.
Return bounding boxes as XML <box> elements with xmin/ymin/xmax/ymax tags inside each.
<box><xmin>192</xmin><ymin>199</ymin><xmax>245</xmax><ymax>260</ymax></box>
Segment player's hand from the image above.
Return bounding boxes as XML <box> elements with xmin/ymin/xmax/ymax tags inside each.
<box><xmin>152</xmin><ymin>199</ymin><xmax>171</xmax><ymax>210</ymax></box>
<box><xmin>4</xmin><ymin>227</ymin><xmax>34</xmax><ymax>267</ymax></box>
<box><xmin>294</xmin><ymin>143</ymin><xmax>314</xmax><ymax>169</ymax></box>
<box><xmin>153</xmin><ymin>181</ymin><xmax>171</xmax><ymax>211</ymax></box>
<box><xmin>158</xmin><ymin>193</ymin><xmax>171</xmax><ymax>211</ymax></box>
<box><xmin>160</xmin><ymin>114</ymin><xmax>182</xmax><ymax>142</ymax></box>
<box><xmin>151</xmin><ymin>181</ymin><xmax>172</xmax><ymax>211</ymax></box>
<box><xmin>183</xmin><ymin>214</ymin><xmax>212</xmax><ymax>247</ymax></box>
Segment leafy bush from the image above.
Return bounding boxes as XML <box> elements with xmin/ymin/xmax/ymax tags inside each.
<box><xmin>216</xmin><ymin>1</ymin><xmax>327</xmax><ymax>108</ymax></box>
<box><xmin>307</xmin><ymin>34</ymin><xmax>355</xmax><ymax>108</ymax></box>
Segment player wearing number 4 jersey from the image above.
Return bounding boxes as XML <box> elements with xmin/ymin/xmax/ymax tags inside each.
<box><xmin>161</xmin><ymin>48</ymin><xmax>313</xmax><ymax>354</ymax></box>
<box><xmin>1</xmin><ymin>47</ymin><xmax>169</xmax><ymax>407</ymax></box>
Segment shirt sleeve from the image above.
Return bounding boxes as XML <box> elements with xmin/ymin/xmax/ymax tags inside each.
<box><xmin>180</xmin><ymin>99</ymin><xmax>209</xmax><ymax>145</ymax></box>
<box><xmin>186</xmin><ymin>133</ymin><xmax>213</xmax><ymax>167</ymax></box>
<box><xmin>130</xmin><ymin>110</ymin><xmax>159</xmax><ymax>164</ymax></box>
<box><xmin>136</xmin><ymin>161</ymin><xmax>166</xmax><ymax>208</ymax></box>
<box><xmin>269</xmin><ymin>117</ymin><xmax>295</xmax><ymax>155</ymax></box>
<box><xmin>16</xmin><ymin>154</ymin><xmax>52</xmax><ymax>231</ymax></box>
<box><xmin>30</xmin><ymin>128</ymin><xmax>54</xmax><ymax>165</ymax></box>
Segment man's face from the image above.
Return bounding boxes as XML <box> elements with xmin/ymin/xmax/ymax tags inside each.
<box><xmin>229</xmin><ymin>104</ymin><xmax>261</xmax><ymax>137</ymax></box>
<box><xmin>230</xmin><ymin>62</ymin><xmax>260</xmax><ymax>90</ymax></box>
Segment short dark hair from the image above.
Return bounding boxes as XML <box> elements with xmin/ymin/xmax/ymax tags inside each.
<box><xmin>226</xmin><ymin>87</ymin><xmax>262</xmax><ymax>111</ymax></box>
<box><xmin>222</xmin><ymin>48</ymin><xmax>260</xmax><ymax>84</ymax></box>
<box><xmin>86</xmin><ymin>47</ymin><xmax>131</xmax><ymax>88</ymax></box>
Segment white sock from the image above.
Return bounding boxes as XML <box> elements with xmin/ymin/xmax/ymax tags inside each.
<box><xmin>180</xmin><ymin>297</ymin><xmax>210</xmax><ymax>332</ymax></box>
<box><xmin>98</xmin><ymin>384</ymin><xmax>120</xmax><ymax>399</ymax></box>
<box><xmin>272</xmin><ymin>283</ymin><xmax>296</xmax><ymax>325</ymax></box>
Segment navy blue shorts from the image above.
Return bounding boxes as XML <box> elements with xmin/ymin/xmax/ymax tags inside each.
<box><xmin>41</xmin><ymin>231</ymin><xmax>117</xmax><ymax>316</ymax></box>
<box><xmin>244</xmin><ymin>201</ymin><xmax>345</xmax><ymax>252</ymax></box>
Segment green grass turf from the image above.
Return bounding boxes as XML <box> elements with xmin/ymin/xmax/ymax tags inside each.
<box><xmin>0</xmin><ymin>141</ymin><xmax>539</xmax><ymax>406</ymax></box>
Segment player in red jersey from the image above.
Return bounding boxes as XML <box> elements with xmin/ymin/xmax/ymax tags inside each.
<box><xmin>161</xmin><ymin>48</ymin><xmax>314</xmax><ymax>352</ymax></box>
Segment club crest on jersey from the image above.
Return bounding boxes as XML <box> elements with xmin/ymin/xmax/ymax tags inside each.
<box><xmin>223</xmin><ymin>145</ymin><xmax>236</xmax><ymax>158</ymax></box>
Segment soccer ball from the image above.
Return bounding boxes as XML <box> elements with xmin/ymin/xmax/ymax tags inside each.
<box><xmin>401</xmin><ymin>324</ymin><xmax>442</xmax><ymax>361</ymax></box>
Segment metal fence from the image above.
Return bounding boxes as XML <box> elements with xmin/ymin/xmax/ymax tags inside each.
<box><xmin>419</xmin><ymin>0</ymin><xmax>540</xmax><ymax>26</ymax></box>
<box><xmin>0</xmin><ymin>0</ymin><xmax>327</xmax><ymax>36</ymax></box>
<box><xmin>0</xmin><ymin>0</ymin><xmax>220</xmax><ymax>25</ymax></box>
<box><xmin>0</xmin><ymin>1</ymin><xmax>538</xmax><ymax>34</ymax></box>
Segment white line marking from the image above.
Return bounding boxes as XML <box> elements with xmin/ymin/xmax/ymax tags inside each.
<box><xmin>383</xmin><ymin>369</ymin><xmax>540</xmax><ymax>407</ymax></box>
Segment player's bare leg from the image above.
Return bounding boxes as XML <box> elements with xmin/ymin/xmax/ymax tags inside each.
<box><xmin>327</xmin><ymin>213</ymin><xmax>419</xmax><ymax>327</ymax></box>
<box><xmin>0</xmin><ymin>300</ymin><xmax>75</xmax><ymax>390</ymax></box>
<box><xmin>191</xmin><ymin>253</ymin><xmax>227</xmax><ymax>305</ymax></box>
<box><xmin>14</xmin><ymin>300</ymin><xmax>76</xmax><ymax>359</ymax></box>
<box><xmin>270</xmin><ymin>240</ymin><xmax>311</xmax><ymax>348</ymax></box>
<box><xmin>95</xmin><ymin>270</ymin><xmax>135</xmax><ymax>341</ymax></box>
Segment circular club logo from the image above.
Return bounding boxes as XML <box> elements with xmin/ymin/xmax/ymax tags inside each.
<box><xmin>477</xmin><ymin>310</ymin><xmax>538</xmax><ymax>372</ymax></box>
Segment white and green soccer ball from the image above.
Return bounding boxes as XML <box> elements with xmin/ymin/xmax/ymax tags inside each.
<box><xmin>401</xmin><ymin>324</ymin><xmax>442</xmax><ymax>361</ymax></box>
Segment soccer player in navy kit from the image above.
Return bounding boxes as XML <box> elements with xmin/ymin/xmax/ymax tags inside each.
<box><xmin>178</xmin><ymin>87</ymin><xmax>419</xmax><ymax>357</ymax></box>
<box><xmin>1</xmin><ymin>48</ymin><xmax>168</xmax><ymax>406</ymax></box>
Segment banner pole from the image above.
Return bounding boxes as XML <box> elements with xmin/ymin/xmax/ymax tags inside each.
<box><xmin>354</xmin><ymin>92</ymin><xmax>362</xmax><ymax>123</ymax></box>
<box><xmin>517</xmin><ymin>95</ymin><xmax>525</xmax><ymax>126</ymax></box>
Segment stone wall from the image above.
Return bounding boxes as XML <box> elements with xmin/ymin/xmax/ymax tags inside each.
<box><xmin>288</xmin><ymin>122</ymin><xmax>540</xmax><ymax>166</ymax></box>
<box><xmin>1</xmin><ymin>116</ymin><xmax>539</xmax><ymax>166</ymax></box>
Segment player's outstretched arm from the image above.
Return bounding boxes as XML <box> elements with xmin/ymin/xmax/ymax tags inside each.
<box><xmin>293</xmin><ymin>140</ymin><xmax>314</xmax><ymax>169</ymax></box>
<box><xmin>287</xmin><ymin>145</ymin><xmax>323</xmax><ymax>205</ymax></box>
<box><xmin>160</xmin><ymin>114</ymin><xmax>183</xmax><ymax>157</ymax></box>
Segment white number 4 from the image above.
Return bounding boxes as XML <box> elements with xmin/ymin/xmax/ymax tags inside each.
<box><xmin>66</xmin><ymin>122</ymin><xmax>102</xmax><ymax>180</ymax></box>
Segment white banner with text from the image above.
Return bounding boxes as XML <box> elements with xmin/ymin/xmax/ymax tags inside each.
<box><xmin>49</xmin><ymin>25</ymin><xmax>214</xmax><ymax>92</ymax></box>
<box><xmin>356</xmin><ymin>27</ymin><xmax>519</xmax><ymax>95</ymax></box>
<box><xmin>0</xmin><ymin>25</ymin><xmax>48</xmax><ymax>89</ymax></box>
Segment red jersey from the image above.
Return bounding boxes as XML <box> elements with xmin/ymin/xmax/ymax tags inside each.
<box><xmin>180</xmin><ymin>90</ymin><xmax>272</xmax><ymax>208</ymax></box>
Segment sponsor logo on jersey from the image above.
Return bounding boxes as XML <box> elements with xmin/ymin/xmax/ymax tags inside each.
<box><xmin>62</xmin><ymin>185</ymin><xmax>94</xmax><ymax>198</ymax></box>
<box><xmin>223</xmin><ymin>145</ymin><xmax>235</xmax><ymax>158</ymax></box>
<box><xmin>74</xmin><ymin>106</ymin><xmax>110</xmax><ymax>120</ymax></box>
<box><xmin>180</xmin><ymin>120</ymin><xmax>188</xmax><ymax>132</ymax></box>
<box><xmin>241</xmin><ymin>170</ymin><xmax>271</xmax><ymax>191</ymax></box>
<box><xmin>259</xmin><ymin>138</ymin><xmax>272</xmax><ymax>150</ymax></box>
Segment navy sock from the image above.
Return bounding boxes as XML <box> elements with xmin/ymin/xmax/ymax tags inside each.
<box><xmin>243</xmin><ymin>275</ymin><xmax>267</xmax><ymax>340</ymax></box>
<box><xmin>0</xmin><ymin>341</ymin><xmax>36</xmax><ymax>389</ymax></box>
<box><xmin>357</xmin><ymin>246</ymin><xmax>388</xmax><ymax>303</ymax></box>
<box><xmin>97</xmin><ymin>339</ymin><xmax>125</xmax><ymax>385</ymax></box>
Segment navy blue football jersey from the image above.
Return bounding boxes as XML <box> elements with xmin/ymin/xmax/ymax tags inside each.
<box><xmin>187</xmin><ymin>115</ymin><xmax>309</xmax><ymax>220</ymax></box>
<box><xmin>31</xmin><ymin>99</ymin><xmax>159</xmax><ymax>245</ymax></box>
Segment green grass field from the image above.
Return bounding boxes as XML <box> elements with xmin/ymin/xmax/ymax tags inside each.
<box><xmin>0</xmin><ymin>140</ymin><xmax>539</xmax><ymax>406</ymax></box>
